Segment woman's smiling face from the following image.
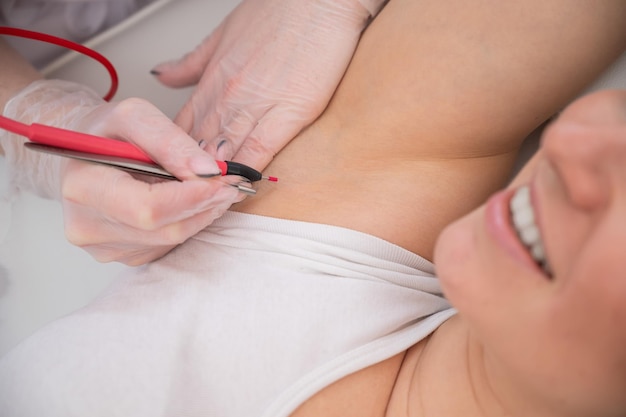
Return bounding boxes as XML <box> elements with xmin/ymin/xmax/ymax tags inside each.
<box><xmin>434</xmin><ymin>90</ymin><xmax>626</xmax><ymax>417</ymax></box>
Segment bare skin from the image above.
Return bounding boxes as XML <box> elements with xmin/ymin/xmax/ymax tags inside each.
<box><xmin>2</xmin><ymin>0</ymin><xmax>625</xmax><ymax>415</ymax></box>
<box><xmin>232</xmin><ymin>0</ymin><xmax>626</xmax><ymax>415</ymax></box>
<box><xmin>0</xmin><ymin>40</ymin><xmax>40</xmax><ymax>106</ymax></box>
<box><xmin>235</xmin><ymin>0</ymin><xmax>626</xmax><ymax>261</ymax></box>
<box><xmin>0</xmin><ymin>38</ymin><xmax>41</xmax><ymax>156</ymax></box>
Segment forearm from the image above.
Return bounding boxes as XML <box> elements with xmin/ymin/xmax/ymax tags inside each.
<box><xmin>0</xmin><ymin>37</ymin><xmax>42</xmax><ymax>155</ymax></box>
<box><xmin>335</xmin><ymin>0</ymin><xmax>626</xmax><ymax>156</ymax></box>
<box><xmin>0</xmin><ymin>38</ymin><xmax>41</xmax><ymax>109</ymax></box>
<box><xmin>0</xmin><ymin>40</ymin><xmax>100</xmax><ymax>200</ymax></box>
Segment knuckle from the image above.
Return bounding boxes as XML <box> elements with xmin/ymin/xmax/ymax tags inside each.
<box><xmin>132</xmin><ymin>206</ymin><xmax>187</xmax><ymax>245</ymax></box>
<box><xmin>85</xmin><ymin>246</ymin><xmax>129</xmax><ymax>265</ymax></box>
<box><xmin>111</xmin><ymin>97</ymin><xmax>155</xmax><ymax>122</ymax></box>
<box><xmin>117</xmin><ymin>97</ymin><xmax>152</xmax><ymax>110</ymax></box>
<box><xmin>64</xmin><ymin>227</ymin><xmax>89</xmax><ymax>247</ymax></box>
<box><xmin>239</xmin><ymin>134</ymin><xmax>274</xmax><ymax>159</ymax></box>
<box><xmin>126</xmin><ymin>246</ymin><xmax>174</xmax><ymax>266</ymax></box>
<box><xmin>159</xmin><ymin>223</ymin><xmax>189</xmax><ymax>246</ymax></box>
<box><xmin>60</xmin><ymin>182</ymin><xmax>81</xmax><ymax>205</ymax></box>
<box><xmin>124</xmin><ymin>257</ymin><xmax>148</xmax><ymax>267</ymax></box>
<box><xmin>91</xmin><ymin>251</ymin><xmax>119</xmax><ymax>264</ymax></box>
<box><xmin>223</xmin><ymin>72</ymin><xmax>244</xmax><ymax>96</ymax></box>
<box><xmin>132</xmin><ymin>203</ymin><xmax>161</xmax><ymax>231</ymax></box>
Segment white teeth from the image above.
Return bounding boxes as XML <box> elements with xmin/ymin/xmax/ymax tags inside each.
<box><xmin>531</xmin><ymin>242</ymin><xmax>546</xmax><ymax>263</ymax></box>
<box><xmin>519</xmin><ymin>223</ymin><xmax>540</xmax><ymax>244</ymax></box>
<box><xmin>510</xmin><ymin>186</ymin><xmax>551</xmax><ymax>274</ymax></box>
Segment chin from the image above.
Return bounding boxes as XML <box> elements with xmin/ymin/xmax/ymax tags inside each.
<box><xmin>433</xmin><ymin>213</ymin><xmax>477</xmax><ymax>299</ymax></box>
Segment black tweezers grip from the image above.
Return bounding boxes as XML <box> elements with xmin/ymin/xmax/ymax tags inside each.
<box><xmin>225</xmin><ymin>161</ymin><xmax>263</xmax><ymax>182</ymax></box>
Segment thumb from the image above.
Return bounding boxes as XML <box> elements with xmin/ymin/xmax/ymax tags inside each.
<box><xmin>144</xmin><ymin>127</ymin><xmax>224</xmax><ymax>181</ymax></box>
<box><xmin>150</xmin><ymin>29</ymin><xmax>222</xmax><ymax>88</ymax></box>
<box><xmin>231</xmin><ymin>116</ymin><xmax>305</xmax><ymax>171</ymax></box>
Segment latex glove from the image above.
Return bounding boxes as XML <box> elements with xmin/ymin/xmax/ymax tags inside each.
<box><xmin>152</xmin><ymin>0</ymin><xmax>387</xmax><ymax>169</ymax></box>
<box><xmin>1</xmin><ymin>79</ymin><xmax>245</xmax><ymax>265</ymax></box>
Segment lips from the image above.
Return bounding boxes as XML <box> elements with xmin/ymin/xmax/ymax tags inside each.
<box><xmin>484</xmin><ymin>184</ymin><xmax>552</xmax><ymax>278</ymax></box>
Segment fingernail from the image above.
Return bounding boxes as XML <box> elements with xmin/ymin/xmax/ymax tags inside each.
<box><xmin>150</xmin><ymin>60</ymin><xmax>177</xmax><ymax>75</ymax></box>
<box><xmin>196</xmin><ymin>172</ymin><xmax>221</xmax><ymax>178</ymax></box>
<box><xmin>217</xmin><ymin>138</ymin><xmax>228</xmax><ymax>150</ymax></box>
<box><xmin>189</xmin><ymin>155</ymin><xmax>221</xmax><ymax>177</ymax></box>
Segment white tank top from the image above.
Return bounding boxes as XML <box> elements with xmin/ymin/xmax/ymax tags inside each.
<box><xmin>0</xmin><ymin>211</ymin><xmax>455</xmax><ymax>417</ymax></box>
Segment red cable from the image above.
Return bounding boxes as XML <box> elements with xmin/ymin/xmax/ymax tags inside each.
<box><xmin>0</xmin><ymin>27</ymin><xmax>119</xmax><ymax>141</ymax></box>
<box><xmin>0</xmin><ymin>28</ymin><xmax>275</xmax><ymax>184</ymax></box>
<box><xmin>0</xmin><ymin>114</ymin><xmax>29</xmax><ymax>138</ymax></box>
<box><xmin>0</xmin><ymin>26</ymin><xmax>119</xmax><ymax>101</ymax></box>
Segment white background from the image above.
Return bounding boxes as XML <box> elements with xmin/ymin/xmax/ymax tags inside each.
<box><xmin>0</xmin><ymin>0</ymin><xmax>237</xmax><ymax>356</ymax></box>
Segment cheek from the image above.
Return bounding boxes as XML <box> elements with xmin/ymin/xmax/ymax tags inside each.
<box><xmin>435</xmin><ymin>211</ymin><xmax>554</xmax><ymax>364</ymax></box>
<box><xmin>557</xmin><ymin>255</ymin><xmax>626</xmax><ymax>369</ymax></box>
<box><xmin>497</xmin><ymin>257</ymin><xmax>626</xmax><ymax>412</ymax></box>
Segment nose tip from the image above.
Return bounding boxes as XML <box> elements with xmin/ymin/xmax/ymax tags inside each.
<box><xmin>556</xmin><ymin>90</ymin><xmax>626</xmax><ymax>126</ymax></box>
<box><xmin>541</xmin><ymin>91</ymin><xmax>626</xmax><ymax>210</ymax></box>
<box><xmin>543</xmin><ymin>123</ymin><xmax>610</xmax><ymax>210</ymax></box>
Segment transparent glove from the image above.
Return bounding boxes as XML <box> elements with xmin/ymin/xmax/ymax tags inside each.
<box><xmin>151</xmin><ymin>0</ymin><xmax>387</xmax><ymax>169</ymax></box>
<box><xmin>1</xmin><ymin>79</ymin><xmax>244</xmax><ymax>265</ymax></box>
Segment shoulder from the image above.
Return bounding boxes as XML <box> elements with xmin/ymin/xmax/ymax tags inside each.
<box><xmin>386</xmin><ymin>316</ymin><xmax>472</xmax><ymax>416</ymax></box>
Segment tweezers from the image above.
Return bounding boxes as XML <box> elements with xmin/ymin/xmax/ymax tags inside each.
<box><xmin>25</xmin><ymin>142</ymin><xmax>259</xmax><ymax>195</ymax></box>
<box><xmin>3</xmin><ymin>113</ymin><xmax>277</xmax><ymax>195</ymax></box>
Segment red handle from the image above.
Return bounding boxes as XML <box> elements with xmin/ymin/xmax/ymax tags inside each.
<box><xmin>29</xmin><ymin>123</ymin><xmax>155</xmax><ymax>164</ymax></box>
<box><xmin>28</xmin><ymin>122</ymin><xmax>231</xmax><ymax>176</ymax></box>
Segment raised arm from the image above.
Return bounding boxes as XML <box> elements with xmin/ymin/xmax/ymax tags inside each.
<box><xmin>235</xmin><ymin>0</ymin><xmax>626</xmax><ymax>261</ymax></box>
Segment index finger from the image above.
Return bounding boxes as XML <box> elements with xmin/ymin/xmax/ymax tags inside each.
<box><xmin>97</xmin><ymin>98</ymin><xmax>223</xmax><ymax>180</ymax></box>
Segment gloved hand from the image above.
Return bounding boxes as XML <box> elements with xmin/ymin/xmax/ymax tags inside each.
<box><xmin>151</xmin><ymin>0</ymin><xmax>387</xmax><ymax>169</ymax></box>
<box><xmin>1</xmin><ymin>79</ymin><xmax>245</xmax><ymax>265</ymax></box>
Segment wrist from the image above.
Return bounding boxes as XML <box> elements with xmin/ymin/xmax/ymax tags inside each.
<box><xmin>1</xmin><ymin>79</ymin><xmax>102</xmax><ymax>201</ymax></box>
<box><xmin>3</xmin><ymin>79</ymin><xmax>103</xmax><ymax>125</ymax></box>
